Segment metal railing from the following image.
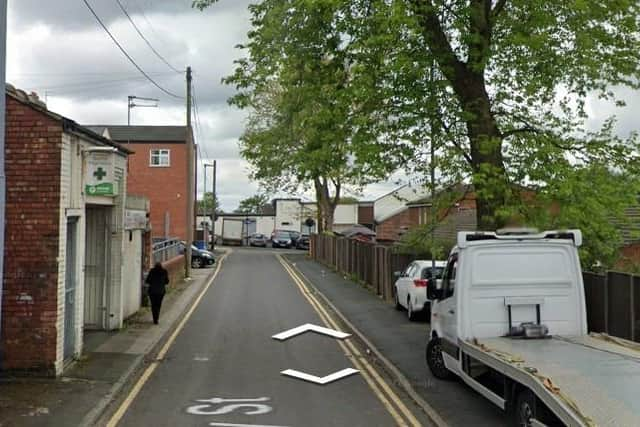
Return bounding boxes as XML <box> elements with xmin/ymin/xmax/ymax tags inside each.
<box><xmin>152</xmin><ymin>237</ymin><xmax>183</xmax><ymax>264</ymax></box>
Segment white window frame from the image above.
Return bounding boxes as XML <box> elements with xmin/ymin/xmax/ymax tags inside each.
<box><xmin>149</xmin><ymin>149</ymin><xmax>170</xmax><ymax>167</ymax></box>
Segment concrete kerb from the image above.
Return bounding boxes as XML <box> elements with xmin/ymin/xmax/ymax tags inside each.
<box><xmin>80</xmin><ymin>249</ymin><xmax>230</xmax><ymax>427</ymax></box>
<box><xmin>282</xmin><ymin>255</ymin><xmax>449</xmax><ymax>427</ymax></box>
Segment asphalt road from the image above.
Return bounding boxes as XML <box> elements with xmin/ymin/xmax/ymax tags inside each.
<box><xmin>114</xmin><ymin>248</ymin><xmax>428</xmax><ymax>427</ymax></box>
<box><xmin>286</xmin><ymin>254</ymin><xmax>507</xmax><ymax>427</ymax></box>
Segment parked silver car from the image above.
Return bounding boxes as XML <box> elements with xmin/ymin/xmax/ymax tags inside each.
<box><xmin>248</xmin><ymin>233</ymin><xmax>268</xmax><ymax>247</ymax></box>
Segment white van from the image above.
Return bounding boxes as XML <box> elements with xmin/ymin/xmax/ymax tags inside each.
<box><xmin>426</xmin><ymin>230</ymin><xmax>640</xmax><ymax>426</ymax></box>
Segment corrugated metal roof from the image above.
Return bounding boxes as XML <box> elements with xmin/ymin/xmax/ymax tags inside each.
<box><xmin>85</xmin><ymin>125</ymin><xmax>188</xmax><ymax>143</ymax></box>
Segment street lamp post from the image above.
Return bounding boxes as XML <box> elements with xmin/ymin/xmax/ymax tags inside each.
<box><xmin>204</xmin><ymin>161</ymin><xmax>217</xmax><ymax>250</ymax></box>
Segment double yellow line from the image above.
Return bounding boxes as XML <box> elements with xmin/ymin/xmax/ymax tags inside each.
<box><xmin>277</xmin><ymin>255</ymin><xmax>422</xmax><ymax>427</ymax></box>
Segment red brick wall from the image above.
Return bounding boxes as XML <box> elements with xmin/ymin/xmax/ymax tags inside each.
<box><xmin>162</xmin><ymin>255</ymin><xmax>186</xmax><ymax>287</ymax></box>
<box><xmin>2</xmin><ymin>96</ymin><xmax>62</xmax><ymax>373</ymax></box>
<box><xmin>617</xmin><ymin>243</ymin><xmax>640</xmax><ymax>271</ymax></box>
<box><xmin>376</xmin><ymin>209</ymin><xmax>418</xmax><ymax>241</ymax></box>
<box><xmin>123</xmin><ymin>142</ymin><xmax>188</xmax><ymax>240</ymax></box>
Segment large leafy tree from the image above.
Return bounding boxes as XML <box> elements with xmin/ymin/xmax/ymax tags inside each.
<box><xmin>197</xmin><ymin>192</ymin><xmax>222</xmax><ymax>216</ymax></box>
<box><xmin>195</xmin><ymin>0</ymin><xmax>640</xmax><ymax>263</ymax></box>
<box><xmin>195</xmin><ymin>0</ymin><xmax>395</xmax><ymax>231</ymax></box>
<box><xmin>347</xmin><ymin>0</ymin><xmax>640</xmax><ymax>230</ymax></box>
<box><xmin>234</xmin><ymin>193</ymin><xmax>274</xmax><ymax>214</ymax></box>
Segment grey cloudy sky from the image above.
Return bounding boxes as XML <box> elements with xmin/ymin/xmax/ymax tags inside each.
<box><xmin>6</xmin><ymin>0</ymin><xmax>399</xmax><ymax>211</ymax></box>
<box><xmin>6</xmin><ymin>1</ymin><xmax>638</xmax><ymax>210</ymax></box>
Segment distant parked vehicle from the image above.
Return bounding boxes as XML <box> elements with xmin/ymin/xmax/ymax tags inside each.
<box><xmin>222</xmin><ymin>218</ymin><xmax>243</xmax><ymax>246</ymax></box>
<box><xmin>296</xmin><ymin>234</ymin><xmax>310</xmax><ymax>250</ymax></box>
<box><xmin>271</xmin><ymin>231</ymin><xmax>293</xmax><ymax>248</ymax></box>
<box><xmin>287</xmin><ymin>230</ymin><xmax>301</xmax><ymax>246</ymax></box>
<box><xmin>178</xmin><ymin>242</ymin><xmax>215</xmax><ymax>268</ymax></box>
<box><xmin>248</xmin><ymin>233</ymin><xmax>268</xmax><ymax>247</ymax></box>
<box><xmin>394</xmin><ymin>260</ymin><xmax>446</xmax><ymax>320</ymax></box>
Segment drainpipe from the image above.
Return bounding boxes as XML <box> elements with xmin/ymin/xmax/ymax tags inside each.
<box><xmin>0</xmin><ymin>0</ymin><xmax>8</xmax><ymax>368</ymax></box>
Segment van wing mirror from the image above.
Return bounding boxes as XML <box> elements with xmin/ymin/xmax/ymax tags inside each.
<box><xmin>427</xmin><ymin>279</ymin><xmax>444</xmax><ymax>300</ymax></box>
<box><xmin>393</xmin><ymin>271</ymin><xmax>403</xmax><ymax>278</ymax></box>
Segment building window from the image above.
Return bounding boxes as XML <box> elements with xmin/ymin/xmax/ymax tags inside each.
<box><xmin>150</xmin><ymin>149</ymin><xmax>170</xmax><ymax>167</ymax></box>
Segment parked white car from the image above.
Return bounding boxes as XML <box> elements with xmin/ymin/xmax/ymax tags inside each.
<box><xmin>394</xmin><ymin>260</ymin><xmax>446</xmax><ymax>320</ymax></box>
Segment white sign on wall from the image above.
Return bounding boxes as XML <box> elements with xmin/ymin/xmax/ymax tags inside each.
<box><xmin>125</xmin><ymin>209</ymin><xmax>148</xmax><ymax>230</ymax></box>
<box><xmin>84</xmin><ymin>151</ymin><xmax>118</xmax><ymax>197</ymax></box>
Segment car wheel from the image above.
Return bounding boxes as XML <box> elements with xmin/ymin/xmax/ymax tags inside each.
<box><xmin>426</xmin><ymin>337</ymin><xmax>453</xmax><ymax>380</ymax></box>
<box><xmin>513</xmin><ymin>389</ymin><xmax>537</xmax><ymax>427</ymax></box>
<box><xmin>394</xmin><ymin>288</ymin><xmax>402</xmax><ymax>310</ymax></box>
<box><xmin>191</xmin><ymin>257</ymin><xmax>203</xmax><ymax>269</ymax></box>
<box><xmin>407</xmin><ymin>298</ymin><xmax>417</xmax><ymax>321</ymax></box>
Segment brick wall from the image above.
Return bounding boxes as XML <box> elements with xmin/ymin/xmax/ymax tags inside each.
<box><xmin>617</xmin><ymin>243</ymin><xmax>640</xmax><ymax>271</ymax></box>
<box><xmin>162</xmin><ymin>255</ymin><xmax>186</xmax><ymax>288</ymax></box>
<box><xmin>122</xmin><ymin>142</ymin><xmax>188</xmax><ymax>240</ymax></box>
<box><xmin>376</xmin><ymin>209</ymin><xmax>417</xmax><ymax>241</ymax></box>
<box><xmin>2</xmin><ymin>96</ymin><xmax>62</xmax><ymax>374</ymax></box>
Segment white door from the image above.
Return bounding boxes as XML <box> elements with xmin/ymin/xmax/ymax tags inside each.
<box><xmin>84</xmin><ymin>207</ymin><xmax>111</xmax><ymax>329</ymax></box>
<box><xmin>438</xmin><ymin>255</ymin><xmax>459</xmax><ymax>358</ymax></box>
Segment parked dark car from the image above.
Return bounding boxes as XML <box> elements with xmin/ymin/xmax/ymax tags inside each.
<box><xmin>178</xmin><ymin>242</ymin><xmax>215</xmax><ymax>268</ymax></box>
<box><xmin>271</xmin><ymin>231</ymin><xmax>293</xmax><ymax>248</ymax></box>
<box><xmin>287</xmin><ymin>230</ymin><xmax>301</xmax><ymax>246</ymax></box>
<box><xmin>296</xmin><ymin>234</ymin><xmax>310</xmax><ymax>250</ymax></box>
<box><xmin>248</xmin><ymin>233</ymin><xmax>268</xmax><ymax>247</ymax></box>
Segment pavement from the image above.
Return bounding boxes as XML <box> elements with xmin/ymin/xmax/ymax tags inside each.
<box><xmin>0</xmin><ymin>262</ymin><xmax>218</xmax><ymax>427</ymax></box>
<box><xmin>284</xmin><ymin>253</ymin><xmax>507</xmax><ymax>427</ymax></box>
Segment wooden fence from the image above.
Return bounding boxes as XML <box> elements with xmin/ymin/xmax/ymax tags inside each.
<box><xmin>311</xmin><ymin>234</ymin><xmax>640</xmax><ymax>343</ymax></box>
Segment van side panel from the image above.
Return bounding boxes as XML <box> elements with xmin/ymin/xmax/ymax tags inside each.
<box><xmin>460</xmin><ymin>243</ymin><xmax>586</xmax><ymax>339</ymax></box>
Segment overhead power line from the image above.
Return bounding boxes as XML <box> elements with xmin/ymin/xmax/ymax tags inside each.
<box><xmin>81</xmin><ymin>0</ymin><xmax>183</xmax><ymax>99</ymax></box>
<box><xmin>113</xmin><ymin>0</ymin><xmax>183</xmax><ymax>74</ymax></box>
<box><xmin>129</xmin><ymin>0</ymin><xmax>165</xmax><ymax>52</ymax></box>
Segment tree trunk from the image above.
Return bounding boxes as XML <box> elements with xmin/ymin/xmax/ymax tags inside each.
<box><xmin>314</xmin><ymin>176</ymin><xmax>340</xmax><ymax>232</ymax></box>
<box><xmin>462</xmin><ymin>74</ymin><xmax>507</xmax><ymax>230</ymax></box>
<box><xmin>410</xmin><ymin>0</ymin><xmax>508</xmax><ymax>230</ymax></box>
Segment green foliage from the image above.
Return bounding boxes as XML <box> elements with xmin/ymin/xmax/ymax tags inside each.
<box><xmin>523</xmin><ymin>164</ymin><xmax>640</xmax><ymax>270</ymax></box>
<box><xmin>338</xmin><ymin>196</ymin><xmax>359</xmax><ymax>204</ymax></box>
<box><xmin>234</xmin><ymin>193</ymin><xmax>273</xmax><ymax>214</ymax></box>
<box><xmin>343</xmin><ymin>0</ymin><xmax>640</xmax><ymax>228</ymax></box>
<box><xmin>397</xmin><ymin>226</ymin><xmax>452</xmax><ymax>260</ymax></box>
<box><xmin>197</xmin><ymin>192</ymin><xmax>221</xmax><ymax>215</ymax></box>
<box><xmin>195</xmin><ymin>0</ymin><xmax>640</xmax><ymax>262</ymax></box>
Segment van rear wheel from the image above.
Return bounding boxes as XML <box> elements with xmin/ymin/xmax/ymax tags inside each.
<box><xmin>426</xmin><ymin>338</ymin><xmax>453</xmax><ymax>380</ymax></box>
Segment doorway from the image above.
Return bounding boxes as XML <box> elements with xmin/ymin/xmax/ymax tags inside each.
<box><xmin>84</xmin><ymin>207</ymin><xmax>111</xmax><ymax>329</ymax></box>
<box><xmin>64</xmin><ymin>217</ymin><xmax>78</xmax><ymax>360</ymax></box>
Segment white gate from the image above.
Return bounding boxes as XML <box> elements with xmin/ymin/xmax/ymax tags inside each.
<box><xmin>122</xmin><ymin>229</ymin><xmax>143</xmax><ymax>319</ymax></box>
<box><xmin>64</xmin><ymin>218</ymin><xmax>78</xmax><ymax>360</ymax></box>
<box><xmin>84</xmin><ymin>207</ymin><xmax>111</xmax><ymax>329</ymax></box>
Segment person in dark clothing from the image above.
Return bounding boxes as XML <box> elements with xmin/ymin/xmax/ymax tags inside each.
<box><xmin>145</xmin><ymin>262</ymin><xmax>169</xmax><ymax>324</ymax></box>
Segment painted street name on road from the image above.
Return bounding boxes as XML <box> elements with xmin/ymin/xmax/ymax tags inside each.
<box><xmin>187</xmin><ymin>397</ymin><xmax>272</xmax><ymax>415</ymax></box>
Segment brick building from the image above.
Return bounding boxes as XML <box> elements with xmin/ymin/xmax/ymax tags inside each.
<box><xmin>87</xmin><ymin>125</ymin><xmax>190</xmax><ymax>240</ymax></box>
<box><xmin>375</xmin><ymin>185</ymin><xmax>478</xmax><ymax>242</ymax></box>
<box><xmin>2</xmin><ymin>85</ymin><xmax>131</xmax><ymax>375</ymax></box>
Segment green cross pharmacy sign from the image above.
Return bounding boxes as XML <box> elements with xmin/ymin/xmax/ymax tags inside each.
<box><xmin>85</xmin><ymin>152</ymin><xmax>118</xmax><ymax>197</ymax></box>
